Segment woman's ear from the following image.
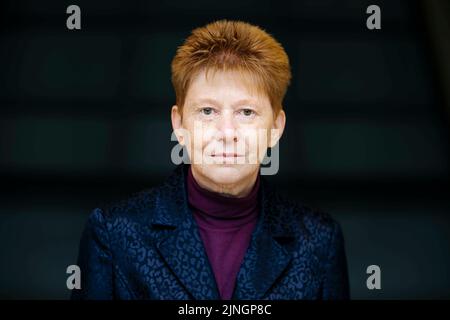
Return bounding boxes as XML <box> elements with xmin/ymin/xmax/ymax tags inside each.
<box><xmin>171</xmin><ymin>105</ymin><xmax>185</xmax><ymax>146</ymax></box>
<box><xmin>269</xmin><ymin>109</ymin><xmax>286</xmax><ymax>148</ymax></box>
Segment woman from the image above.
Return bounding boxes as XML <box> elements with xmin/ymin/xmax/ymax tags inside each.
<box><xmin>72</xmin><ymin>20</ymin><xmax>350</xmax><ymax>300</ymax></box>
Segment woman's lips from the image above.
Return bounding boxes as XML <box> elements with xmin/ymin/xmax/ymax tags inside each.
<box><xmin>210</xmin><ymin>153</ymin><xmax>243</xmax><ymax>157</ymax></box>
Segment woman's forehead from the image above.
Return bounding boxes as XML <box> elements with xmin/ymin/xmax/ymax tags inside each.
<box><xmin>185</xmin><ymin>69</ymin><xmax>270</xmax><ymax>106</ymax></box>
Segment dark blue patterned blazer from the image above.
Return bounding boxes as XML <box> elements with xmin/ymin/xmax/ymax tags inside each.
<box><xmin>71</xmin><ymin>164</ymin><xmax>350</xmax><ymax>300</ymax></box>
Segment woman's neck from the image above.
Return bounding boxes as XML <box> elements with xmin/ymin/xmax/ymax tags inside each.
<box><xmin>189</xmin><ymin>165</ymin><xmax>259</xmax><ymax>198</ymax></box>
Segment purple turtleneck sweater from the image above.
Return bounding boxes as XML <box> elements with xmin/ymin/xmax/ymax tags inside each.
<box><xmin>186</xmin><ymin>165</ymin><xmax>260</xmax><ymax>300</ymax></box>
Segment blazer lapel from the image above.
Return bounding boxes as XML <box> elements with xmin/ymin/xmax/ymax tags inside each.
<box><xmin>155</xmin><ymin>214</ymin><xmax>220</xmax><ymax>300</ymax></box>
<box><xmin>232</xmin><ymin>176</ymin><xmax>296</xmax><ymax>300</ymax></box>
<box><xmin>151</xmin><ymin>164</ymin><xmax>220</xmax><ymax>300</ymax></box>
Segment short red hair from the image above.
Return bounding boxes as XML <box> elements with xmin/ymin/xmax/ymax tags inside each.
<box><xmin>171</xmin><ymin>20</ymin><xmax>291</xmax><ymax>115</ymax></box>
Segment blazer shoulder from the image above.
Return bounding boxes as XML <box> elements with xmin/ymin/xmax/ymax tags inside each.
<box><xmin>90</xmin><ymin>184</ymin><xmax>163</xmax><ymax>226</ymax></box>
<box><xmin>88</xmin><ymin>165</ymin><xmax>186</xmax><ymax>228</ymax></box>
<box><xmin>300</xmin><ymin>203</ymin><xmax>340</xmax><ymax>239</ymax></box>
<box><xmin>270</xmin><ymin>188</ymin><xmax>340</xmax><ymax>243</ymax></box>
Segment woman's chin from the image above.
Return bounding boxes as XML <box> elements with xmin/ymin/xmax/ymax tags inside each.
<box><xmin>200</xmin><ymin>164</ymin><xmax>258</xmax><ymax>184</ymax></box>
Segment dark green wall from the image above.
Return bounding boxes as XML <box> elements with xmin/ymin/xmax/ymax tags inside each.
<box><xmin>0</xmin><ymin>0</ymin><xmax>449</xmax><ymax>299</ymax></box>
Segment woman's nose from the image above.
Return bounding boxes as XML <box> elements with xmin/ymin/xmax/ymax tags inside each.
<box><xmin>216</xmin><ymin>112</ymin><xmax>238</xmax><ymax>141</ymax></box>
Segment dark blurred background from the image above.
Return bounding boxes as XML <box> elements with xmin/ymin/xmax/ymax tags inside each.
<box><xmin>0</xmin><ymin>0</ymin><xmax>449</xmax><ymax>299</ymax></box>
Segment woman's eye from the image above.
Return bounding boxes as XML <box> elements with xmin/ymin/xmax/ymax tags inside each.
<box><xmin>201</xmin><ymin>107</ymin><xmax>214</xmax><ymax>115</ymax></box>
<box><xmin>241</xmin><ymin>109</ymin><xmax>255</xmax><ymax>116</ymax></box>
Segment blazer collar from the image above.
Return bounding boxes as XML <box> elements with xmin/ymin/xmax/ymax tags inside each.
<box><xmin>151</xmin><ymin>164</ymin><xmax>297</xmax><ymax>300</ymax></box>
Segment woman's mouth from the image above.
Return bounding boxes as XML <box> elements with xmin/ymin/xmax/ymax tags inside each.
<box><xmin>210</xmin><ymin>153</ymin><xmax>243</xmax><ymax>157</ymax></box>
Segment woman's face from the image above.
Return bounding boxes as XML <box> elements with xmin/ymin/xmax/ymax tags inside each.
<box><xmin>171</xmin><ymin>69</ymin><xmax>285</xmax><ymax>191</ymax></box>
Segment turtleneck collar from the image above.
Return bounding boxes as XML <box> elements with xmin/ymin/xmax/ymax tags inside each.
<box><xmin>187</xmin><ymin>165</ymin><xmax>260</xmax><ymax>231</ymax></box>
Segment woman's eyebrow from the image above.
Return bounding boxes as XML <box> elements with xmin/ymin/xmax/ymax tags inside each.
<box><xmin>190</xmin><ymin>98</ymin><xmax>221</xmax><ymax>108</ymax></box>
<box><xmin>188</xmin><ymin>98</ymin><xmax>258</xmax><ymax>108</ymax></box>
<box><xmin>232</xmin><ymin>99</ymin><xmax>258</xmax><ymax>108</ymax></box>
